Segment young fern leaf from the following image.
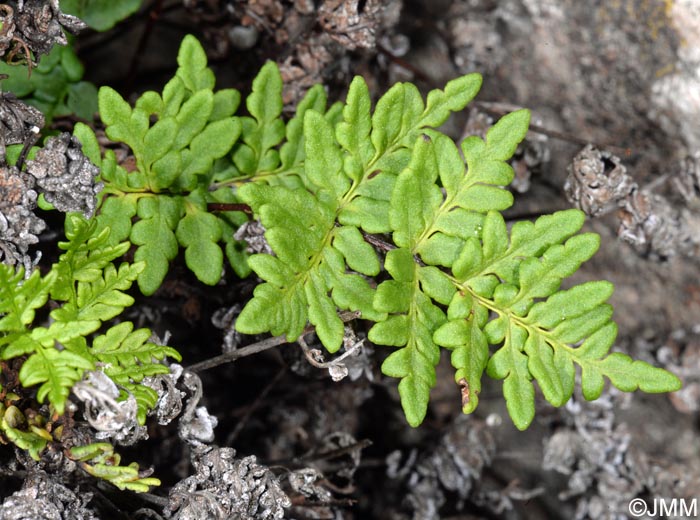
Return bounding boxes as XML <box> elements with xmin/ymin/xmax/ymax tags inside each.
<box><xmin>91</xmin><ymin>322</ymin><xmax>180</xmax><ymax>422</ymax></box>
<box><xmin>92</xmin><ymin>35</ymin><xmax>241</xmax><ymax>294</ymax></box>
<box><xmin>0</xmin><ymin>216</ymin><xmax>180</xmax><ymax>420</ymax></box>
<box><xmin>0</xmin><ymin>267</ymin><xmax>55</xmax><ymax>334</ymax></box>
<box><xmin>232</xmin><ymin>62</ymin><xmax>285</xmax><ymax>175</ymax></box>
<box><xmin>70</xmin><ymin>443</ymin><xmax>161</xmax><ymax>492</ymax></box>
<box><xmin>235</xmin><ymin>181</ymin><xmax>385</xmax><ymax>352</ymax></box>
<box><xmin>369</xmin><ymin>248</ymin><xmax>449</xmax><ymax>426</ymax></box>
<box><xmin>337</xmin><ymin>74</ymin><xmax>483</xmax><ymax>234</ymax></box>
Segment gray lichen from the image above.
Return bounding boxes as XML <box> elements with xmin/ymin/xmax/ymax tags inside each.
<box><xmin>166</xmin><ymin>447</ymin><xmax>291</xmax><ymax>520</ymax></box>
<box><xmin>26</xmin><ymin>132</ymin><xmax>102</xmax><ymax>218</ymax></box>
<box><xmin>564</xmin><ymin>144</ymin><xmax>635</xmax><ymax>218</ymax></box>
<box><xmin>540</xmin><ymin>389</ymin><xmax>699</xmax><ymax>519</ymax></box>
<box><xmin>177</xmin><ymin>371</ymin><xmax>218</xmax><ymax>445</ymax></box>
<box><xmin>71</xmin><ymin>371</ymin><xmax>147</xmax><ymax>446</ymax></box>
<box><xmin>143</xmin><ymin>363</ymin><xmax>186</xmax><ymax>426</ymax></box>
<box><xmin>0</xmin><ymin>91</ymin><xmax>44</xmax><ymax>146</ymax></box>
<box><xmin>565</xmin><ymin>144</ymin><xmax>700</xmax><ymax>259</ymax></box>
<box><xmin>386</xmin><ymin>415</ymin><xmax>541</xmax><ymax>520</ymax></box>
<box><xmin>233</xmin><ymin>220</ymin><xmax>273</xmax><ymax>256</ymax></box>
<box><xmin>0</xmin><ymin>153</ymin><xmax>45</xmax><ymax>271</ymax></box>
<box><xmin>0</xmin><ymin>0</ymin><xmax>86</xmax><ymax>62</ymax></box>
<box><xmin>0</xmin><ymin>470</ymin><xmax>97</xmax><ymax>520</ymax></box>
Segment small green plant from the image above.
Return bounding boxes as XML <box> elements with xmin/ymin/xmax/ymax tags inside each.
<box><xmin>86</xmin><ymin>35</ymin><xmax>680</xmax><ymax>430</ymax></box>
<box><xmin>79</xmin><ymin>36</ymin><xmax>244</xmax><ymax>294</ymax></box>
<box><xmin>0</xmin><ymin>214</ymin><xmax>180</xmax><ymax>489</ymax></box>
<box><xmin>0</xmin><ymin>43</ymin><xmax>98</xmax><ymax>123</ymax></box>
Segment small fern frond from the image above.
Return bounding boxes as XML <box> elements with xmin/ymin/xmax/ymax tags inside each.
<box><xmin>368</xmin><ymin>248</ymin><xmax>448</xmax><ymax>426</ymax></box>
<box><xmin>0</xmin><ymin>214</ymin><xmax>180</xmax><ymax>418</ymax></box>
<box><xmin>90</xmin><ymin>322</ymin><xmax>180</xmax><ymax>422</ymax></box>
<box><xmin>91</xmin><ymin>35</ymin><xmax>241</xmax><ymax>294</ymax></box>
<box><xmin>69</xmin><ymin>443</ymin><xmax>161</xmax><ymax>492</ymax></box>
<box><xmin>19</xmin><ymin>347</ymin><xmax>95</xmax><ymax>414</ymax></box>
<box><xmin>76</xmin><ymin>33</ymin><xmax>679</xmax><ymax>429</ymax></box>
<box><xmin>0</xmin><ymin>266</ymin><xmax>55</xmax><ymax>333</ymax></box>
<box><xmin>235</xmin><ymin>182</ymin><xmax>384</xmax><ymax>352</ymax></box>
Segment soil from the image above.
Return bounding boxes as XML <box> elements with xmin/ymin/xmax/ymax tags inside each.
<box><xmin>7</xmin><ymin>1</ymin><xmax>700</xmax><ymax>519</ymax></box>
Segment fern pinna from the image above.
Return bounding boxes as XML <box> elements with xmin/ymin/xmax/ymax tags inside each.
<box><xmin>89</xmin><ymin>35</ymin><xmax>680</xmax><ymax>430</ymax></box>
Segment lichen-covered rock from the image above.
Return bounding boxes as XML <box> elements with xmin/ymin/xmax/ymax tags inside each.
<box><xmin>26</xmin><ymin>132</ymin><xmax>102</xmax><ymax>218</ymax></box>
<box><xmin>167</xmin><ymin>447</ymin><xmax>291</xmax><ymax>520</ymax></box>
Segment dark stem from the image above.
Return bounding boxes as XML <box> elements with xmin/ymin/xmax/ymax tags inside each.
<box><xmin>185</xmin><ymin>334</ymin><xmax>292</xmax><ymax>373</ymax></box>
<box><xmin>362</xmin><ymin>232</ymin><xmax>395</xmax><ymax>252</ymax></box>
<box><xmin>16</xmin><ymin>127</ymin><xmax>39</xmax><ymax>170</ymax></box>
<box><xmin>185</xmin><ymin>311</ymin><xmax>361</xmax><ymax>372</ymax></box>
<box><xmin>267</xmin><ymin>439</ymin><xmax>373</xmax><ymax>467</ymax></box>
<box><xmin>207</xmin><ymin>202</ymin><xmax>253</xmax><ymax>215</ymax></box>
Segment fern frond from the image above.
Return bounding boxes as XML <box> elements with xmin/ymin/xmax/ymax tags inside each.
<box><xmin>90</xmin><ymin>322</ymin><xmax>180</xmax><ymax>422</ymax></box>
<box><xmin>1</xmin><ymin>214</ymin><xmax>180</xmax><ymax>419</ymax></box>
<box><xmin>0</xmin><ymin>266</ymin><xmax>55</xmax><ymax>334</ymax></box>
<box><xmin>337</xmin><ymin>74</ymin><xmax>483</xmax><ymax>234</ymax></box>
<box><xmin>92</xmin><ymin>35</ymin><xmax>241</xmax><ymax>293</ymax></box>
<box><xmin>1</xmin><ymin>404</ymin><xmax>50</xmax><ymax>460</ymax></box>
<box><xmin>78</xmin><ymin>34</ymin><xmax>679</xmax><ymax>429</ymax></box>
<box><xmin>368</xmin><ymin>248</ymin><xmax>449</xmax><ymax>426</ymax></box>
<box><xmin>70</xmin><ymin>442</ymin><xmax>160</xmax><ymax>492</ymax></box>
<box><xmin>232</xmin><ymin>61</ymin><xmax>285</xmax><ymax>176</ymax></box>
<box><xmin>236</xmin><ymin>182</ymin><xmax>384</xmax><ymax>351</ymax></box>
<box><xmin>236</xmin><ymin>74</ymin><xmax>481</xmax><ymax>354</ymax></box>
<box><xmin>129</xmin><ymin>195</ymin><xmax>181</xmax><ymax>294</ymax></box>
<box><xmin>3</xmin><ymin>319</ymin><xmax>97</xmax><ymax>412</ymax></box>
<box><xmin>19</xmin><ymin>347</ymin><xmax>95</xmax><ymax>414</ymax></box>
<box><xmin>51</xmin><ymin>262</ymin><xmax>143</xmax><ymax>325</ymax></box>
<box><xmin>54</xmin><ymin>216</ymin><xmax>130</xmax><ymax>288</ymax></box>
<box><xmin>91</xmin><ymin>321</ymin><xmax>181</xmax><ymax>377</ymax></box>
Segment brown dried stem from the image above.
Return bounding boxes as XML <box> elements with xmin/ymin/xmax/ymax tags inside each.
<box><xmin>186</xmin><ymin>310</ymin><xmax>361</xmax><ymax>372</ymax></box>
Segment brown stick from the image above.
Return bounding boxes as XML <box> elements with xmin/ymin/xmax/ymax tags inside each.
<box><xmin>185</xmin><ymin>311</ymin><xmax>362</xmax><ymax>372</ymax></box>
<box><xmin>206</xmin><ymin>202</ymin><xmax>253</xmax><ymax>215</ymax></box>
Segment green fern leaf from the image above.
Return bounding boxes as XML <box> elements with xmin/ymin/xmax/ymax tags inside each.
<box><xmin>523</xmin><ymin>283</ymin><xmax>681</xmax><ymax>402</ymax></box>
<box><xmin>56</xmin><ymin>217</ymin><xmax>131</xmax><ymax>285</ymax></box>
<box><xmin>91</xmin><ymin>322</ymin><xmax>180</xmax><ymax>372</ymax></box>
<box><xmin>485</xmin><ymin>322</ymin><xmax>536</xmax><ymax>429</ymax></box>
<box><xmin>176</xmin><ymin>34</ymin><xmax>215</xmax><ymax>92</ymax></box>
<box><xmin>81</xmin><ymin>35</ymin><xmax>681</xmax><ymax>431</ymax></box>
<box><xmin>90</xmin><ymin>323</ymin><xmax>180</xmax><ymax>423</ymax></box>
<box><xmin>131</xmin><ymin>196</ymin><xmax>182</xmax><ymax>295</ymax></box>
<box><xmin>19</xmin><ymin>346</ymin><xmax>94</xmax><ymax>414</ymax></box>
<box><xmin>92</xmin><ymin>35</ymin><xmax>242</xmax><ymax>290</ymax></box>
<box><xmin>50</xmin><ymin>262</ymin><xmax>143</xmax><ymax>324</ymax></box>
<box><xmin>280</xmin><ymin>85</ymin><xmax>328</xmax><ymax>172</ymax></box>
<box><xmin>211</xmin><ymin>89</ymin><xmax>241</xmax><ymax>121</ymax></box>
<box><xmin>433</xmin><ymin>292</ymin><xmax>490</xmax><ymax>414</ymax></box>
<box><xmin>233</xmin><ymin>62</ymin><xmax>285</xmax><ymax>175</ymax></box>
<box><xmin>369</xmin><ymin>248</ymin><xmax>447</xmax><ymax>426</ymax></box>
<box><xmin>176</xmin><ymin>191</ymin><xmax>224</xmax><ymax>286</ymax></box>
<box><xmin>237</xmin><ymin>183</ymin><xmax>385</xmax><ymax>351</ymax></box>
<box><xmin>0</xmin><ymin>267</ymin><xmax>55</xmax><ymax>332</ymax></box>
<box><xmin>96</xmin><ymin>195</ymin><xmax>138</xmax><ymax>246</ymax></box>
<box><xmin>70</xmin><ymin>443</ymin><xmax>161</xmax><ymax>491</ymax></box>
<box><xmin>2</xmin><ymin>406</ymin><xmax>49</xmax><ymax>460</ymax></box>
